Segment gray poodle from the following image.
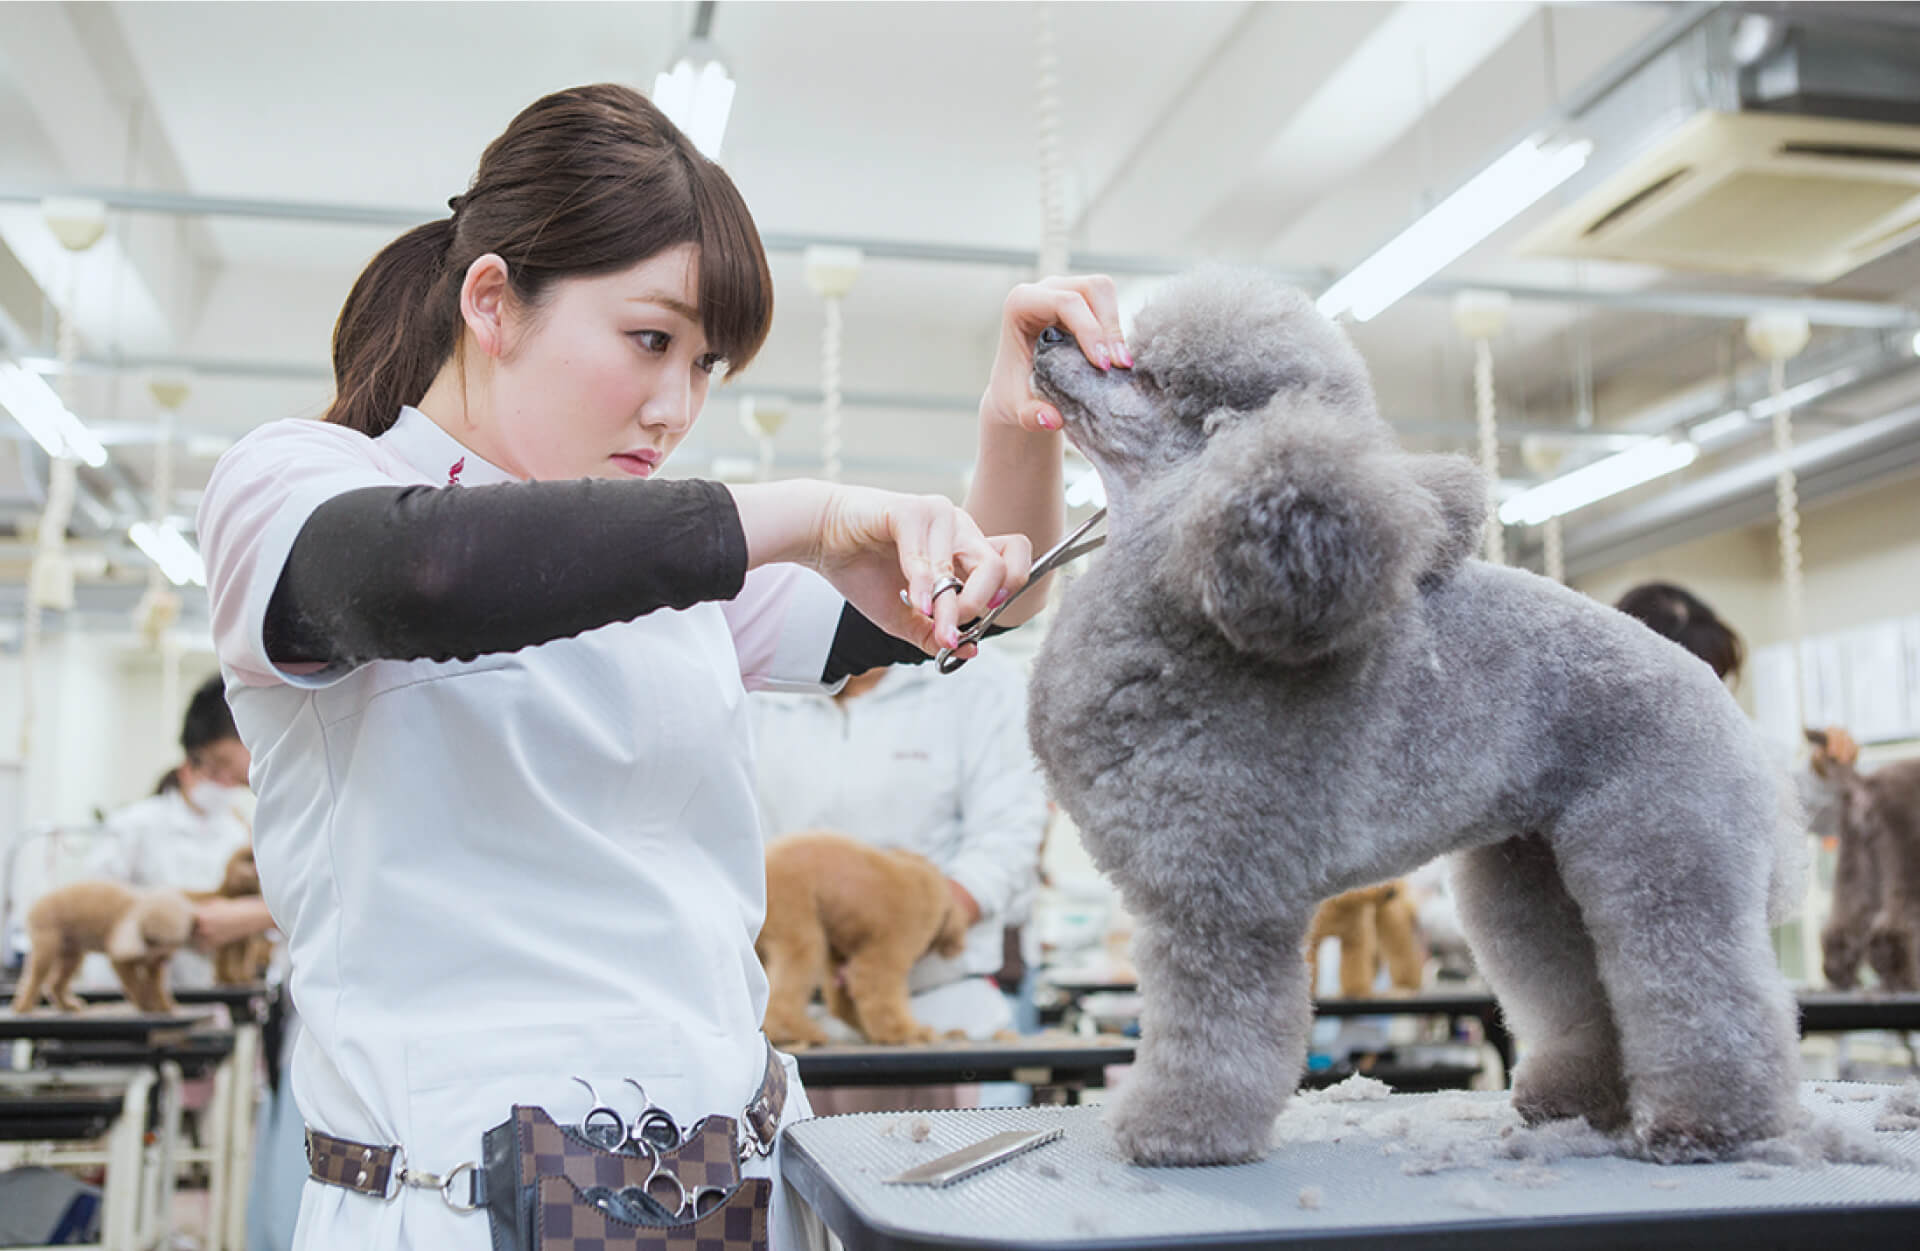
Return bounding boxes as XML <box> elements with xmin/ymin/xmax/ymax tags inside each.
<box><xmin>1027</xmin><ymin>268</ymin><xmax>1805</xmax><ymax>1167</ymax></box>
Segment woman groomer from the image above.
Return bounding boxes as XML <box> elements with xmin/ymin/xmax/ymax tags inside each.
<box><xmin>196</xmin><ymin>84</ymin><xmax>1119</xmax><ymax>1251</ymax></box>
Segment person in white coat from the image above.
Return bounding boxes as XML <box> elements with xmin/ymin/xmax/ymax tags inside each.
<box><xmin>195</xmin><ymin>83</ymin><xmax>1125</xmax><ymax>1251</ymax></box>
<box><xmin>92</xmin><ymin>676</ymin><xmax>255</xmax><ymax>988</ymax></box>
<box><xmin>752</xmin><ymin>650</ymin><xmax>1047</xmax><ymax>1041</ymax></box>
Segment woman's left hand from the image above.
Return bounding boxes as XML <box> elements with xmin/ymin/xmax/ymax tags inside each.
<box><xmin>980</xmin><ymin>275</ymin><xmax>1128</xmax><ymax>433</ymax></box>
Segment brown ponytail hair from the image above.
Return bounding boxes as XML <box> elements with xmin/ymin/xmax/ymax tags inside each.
<box><xmin>326</xmin><ymin>83</ymin><xmax>773</xmax><ymax>436</ymax></box>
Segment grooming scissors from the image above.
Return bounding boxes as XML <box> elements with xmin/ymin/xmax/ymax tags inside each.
<box><xmin>622</xmin><ymin>1077</ymin><xmax>684</xmax><ymax>1153</ymax></box>
<box><xmin>570</xmin><ymin>1077</ymin><xmax>629</xmax><ymax>1152</ymax></box>
<box><xmin>935</xmin><ymin>507</ymin><xmax>1107</xmax><ymax>674</ymax></box>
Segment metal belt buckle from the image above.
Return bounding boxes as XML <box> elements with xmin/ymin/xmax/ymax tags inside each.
<box><xmin>384</xmin><ymin>1147</ymin><xmax>479</xmax><ymax>1212</ymax></box>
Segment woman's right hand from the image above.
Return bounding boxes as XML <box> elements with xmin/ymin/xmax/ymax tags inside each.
<box><xmin>729</xmin><ymin>481</ymin><xmax>1033</xmax><ymax>656</ymax></box>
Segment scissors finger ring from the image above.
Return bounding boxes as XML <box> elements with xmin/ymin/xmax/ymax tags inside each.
<box><xmin>930</xmin><ymin>574</ymin><xmax>965</xmax><ymax>602</ymax></box>
<box><xmin>571</xmin><ymin>1077</ymin><xmax>627</xmax><ymax>1152</ymax></box>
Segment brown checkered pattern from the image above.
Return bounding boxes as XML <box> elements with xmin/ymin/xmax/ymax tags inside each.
<box><xmin>532</xmin><ymin>1175</ymin><xmax>769</xmax><ymax>1251</ymax></box>
<box><xmin>512</xmin><ymin>1108</ymin><xmax>742</xmax><ymax>1196</ymax></box>
<box><xmin>744</xmin><ymin>1049</ymin><xmax>786</xmax><ymax>1155</ymax></box>
<box><xmin>305</xmin><ymin>1128</ymin><xmax>397</xmax><ymax>1197</ymax></box>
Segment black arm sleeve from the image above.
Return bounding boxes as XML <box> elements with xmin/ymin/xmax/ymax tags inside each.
<box><xmin>820</xmin><ymin>604</ymin><xmax>1014</xmax><ymax>684</ymax></box>
<box><xmin>263</xmin><ymin>478</ymin><xmax>748</xmax><ymax>667</ymax></box>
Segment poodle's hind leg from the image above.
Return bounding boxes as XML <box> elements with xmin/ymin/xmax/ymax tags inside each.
<box><xmin>1451</xmin><ymin>837</ymin><xmax>1628</xmax><ymax>1130</ymax></box>
<box><xmin>841</xmin><ymin>950</ymin><xmax>932</xmax><ymax>1045</ymax></box>
<box><xmin>758</xmin><ymin>928</ymin><xmax>831</xmax><ymax>1048</ymax></box>
<box><xmin>1553</xmin><ymin>786</ymin><xmax>1800</xmax><ymax>1161</ymax></box>
<box><xmin>1108</xmin><ymin>907</ymin><xmax>1312</xmax><ymax>1166</ymax></box>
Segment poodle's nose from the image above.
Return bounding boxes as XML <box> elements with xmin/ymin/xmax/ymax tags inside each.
<box><xmin>1038</xmin><ymin>326</ymin><xmax>1070</xmax><ymax>348</ymax></box>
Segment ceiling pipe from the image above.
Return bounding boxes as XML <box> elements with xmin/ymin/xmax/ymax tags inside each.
<box><xmin>1560</xmin><ymin>397</ymin><xmax>1920</xmax><ymax>578</ymax></box>
<box><xmin>0</xmin><ymin>183</ymin><xmax>1909</xmax><ymax>327</ymax></box>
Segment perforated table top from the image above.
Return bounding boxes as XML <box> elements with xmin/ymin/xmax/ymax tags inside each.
<box><xmin>779</xmin><ymin>1082</ymin><xmax>1920</xmax><ymax>1249</ymax></box>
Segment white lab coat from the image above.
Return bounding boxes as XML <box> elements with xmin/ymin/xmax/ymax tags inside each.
<box><xmin>92</xmin><ymin>788</ymin><xmax>253</xmax><ymax>988</ymax></box>
<box><xmin>750</xmin><ymin>653</ymin><xmax>1047</xmax><ymax>1027</ymax></box>
<box><xmin>198</xmin><ymin>408</ymin><xmax>838</xmax><ymax>1251</ymax></box>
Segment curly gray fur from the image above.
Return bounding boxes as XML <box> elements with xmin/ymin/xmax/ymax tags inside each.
<box><xmin>1027</xmin><ymin>266</ymin><xmax>1804</xmax><ymax>1168</ymax></box>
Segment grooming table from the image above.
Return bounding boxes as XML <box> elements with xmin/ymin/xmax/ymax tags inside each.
<box><xmin>797</xmin><ymin>1037</ymin><xmax>1136</xmax><ymax>1091</ymax></box>
<box><xmin>1797</xmin><ymin>991</ymin><xmax>1920</xmax><ymax>1033</ymax></box>
<box><xmin>780</xmin><ymin>1084</ymin><xmax>1920</xmax><ymax>1250</ymax></box>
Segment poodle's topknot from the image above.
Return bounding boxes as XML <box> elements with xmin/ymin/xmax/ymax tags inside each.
<box><xmin>1131</xmin><ymin>267</ymin><xmax>1377</xmax><ymax>428</ymax></box>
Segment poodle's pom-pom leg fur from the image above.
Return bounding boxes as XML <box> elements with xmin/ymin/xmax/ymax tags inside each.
<box><xmin>1866</xmin><ymin>914</ymin><xmax>1918</xmax><ymax>992</ymax></box>
<box><xmin>1109</xmin><ymin>910</ymin><xmax>1312</xmax><ymax>1165</ymax></box>
<box><xmin>1552</xmin><ymin>791</ymin><xmax>1801</xmax><ymax>1161</ymax></box>
<box><xmin>1450</xmin><ymin>839</ymin><xmax>1629</xmax><ymax>1131</ymax></box>
<box><xmin>1821</xmin><ymin>917</ymin><xmax>1867</xmax><ymax>990</ymax></box>
<box><xmin>842</xmin><ymin>951</ymin><xmax>934</xmax><ymax>1045</ymax></box>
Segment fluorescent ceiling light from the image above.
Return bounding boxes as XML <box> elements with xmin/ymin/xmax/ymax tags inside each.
<box><xmin>1686</xmin><ymin>408</ymin><xmax>1752</xmax><ymax>444</ymax></box>
<box><xmin>128</xmin><ymin>520</ymin><xmax>206</xmax><ymax>587</ymax></box>
<box><xmin>654</xmin><ymin>47</ymin><xmax>735</xmax><ymax>160</ymax></box>
<box><xmin>1317</xmin><ymin>137</ymin><xmax>1594</xmax><ymax>322</ymax></box>
<box><xmin>1498</xmin><ymin>437</ymin><xmax>1698</xmax><ymax>527</ymax></box>
<box><xmin>0</xmin><ymin>361</ymin><xmax>108</xmax><ymax>467</ymax></box>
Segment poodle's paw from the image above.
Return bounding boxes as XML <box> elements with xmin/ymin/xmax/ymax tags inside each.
<box><xmin>1107</xmin><ymin>1084</ymin><xmax>1273</xmax><ymax>1166</ymax></box>
<box><xmin>861</xmin><ymin>1018</ymin><xmax>935</xmax><ymax>1046</ymax></box>
<box><xmin>1630</xmin><ymin>1086</ymin><xmax>1795</xmax><ymax>1163</ymax></box>
<box><xmin>1512</xmin><ymin>1051</ymin><xmax>1629</xmax><ymax>1131</ymax></box>
<box><xmin>764</xmin><ymin>1015</ymin><xmax>829</xmax><ymax>1048</ymax></box>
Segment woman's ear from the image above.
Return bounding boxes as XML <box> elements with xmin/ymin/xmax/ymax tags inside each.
<box><xmin>459</xmin><ymin>253</ymin><xmax>512</xmax><ymax>359</ymax></box>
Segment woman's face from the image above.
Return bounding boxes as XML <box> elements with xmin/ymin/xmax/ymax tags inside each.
<box><xmin>482</xmin><ymin>243</ymin><xmax>723</xmax><ymax>482</ymax></box>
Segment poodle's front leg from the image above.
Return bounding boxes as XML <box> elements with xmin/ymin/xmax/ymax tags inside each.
<box><xmin>1109</xmin><ymin>908</ymin><xmax>1311</xmax><ymax>1165</ymax></box>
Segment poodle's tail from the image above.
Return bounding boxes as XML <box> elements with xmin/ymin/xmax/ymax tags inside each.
<box><xmin>1161</xmin><ymin>404</ymin><xmax>1449</xmax><ymax>664</ymax></box>
<box><xmin>1766</xmin><ymin>763</ymin><xmax>1811</xmax><ymax>927</ymax></box>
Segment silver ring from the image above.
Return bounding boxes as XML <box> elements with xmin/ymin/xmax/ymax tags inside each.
<box><xmin>930</xmin><ymin>575</ymin><xmax>965</xmax><ymax>602</ymax></box>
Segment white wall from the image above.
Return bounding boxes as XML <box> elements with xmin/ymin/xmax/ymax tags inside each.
<box><xmin>1572</xmin><ymin>469</ymin><xmax>1920</xmax><ymax>720</ymax></box>
<box><xmin>1</xmin><ymin>628</ymin><xmax>219</xmax><ymax>833</ymax></box>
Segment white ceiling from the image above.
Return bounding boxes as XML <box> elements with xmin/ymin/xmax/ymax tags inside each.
<box><xmin>1</xmin><ymin>1</ymin><xmax>1918</xmax><ymax>558</ymax></box>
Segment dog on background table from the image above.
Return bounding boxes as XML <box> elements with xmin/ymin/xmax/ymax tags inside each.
<box><xmin>758</xmin><ymin>831</ymin><xmax>969</xmax><ymax>1046</ymax></box>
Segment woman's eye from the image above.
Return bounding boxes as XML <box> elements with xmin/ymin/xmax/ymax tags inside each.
<box><xmin>630</xmin><ymin>330</ymin><xmax>670</xmax><ymax>352</ymax></box>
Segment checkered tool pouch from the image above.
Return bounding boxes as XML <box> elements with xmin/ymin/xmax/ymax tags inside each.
<box><xmin>480</xmin><ymin>1106</ymin><xmax>767</xmax><ymax>1250</ymax></box>
<box><xmin>308</xmin><ymin>1046</ymin><xmax>785</xmax><ymax>1251</ymax></box>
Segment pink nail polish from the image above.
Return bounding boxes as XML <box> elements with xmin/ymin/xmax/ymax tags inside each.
<box><xmin>1093</xmin><ymin>344</ymin><xmax>1111</xmax><ymax>371</ymax></box>
<box><xmin>1039</xmin><ymin>408</ymin><xmax>1061</xmax><ymax>431</ymax></box>
<box><xmin>989</xmin><ymin>588</ymin><xmax>1010</xmax><ymax>609</ymax></box>
<box><xmin>1117</xmin><ymin>344</ymin><xmax>1134</xmax><ymax>369</ymax></box>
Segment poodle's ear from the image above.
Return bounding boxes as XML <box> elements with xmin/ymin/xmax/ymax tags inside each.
<box><xmin>1161</xmin><ymin>410</ymin><xmax>1440</xmax><ymax>664</ymax></box>
<box><xmin>1405</xmin><ymin>453</ymin><xmax>1489</xmax><ymax>587</ymax></box>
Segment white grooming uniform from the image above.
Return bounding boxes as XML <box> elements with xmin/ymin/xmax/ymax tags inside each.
<box><xmin>751</xmin><ymin>654</ymin><xmax>1047</xmax><ymax>1036</ymax></box>
<box><xmin>198</xmin><ymin>407</ymin><xmax>840</xmax><ymax>1251</ymax></box>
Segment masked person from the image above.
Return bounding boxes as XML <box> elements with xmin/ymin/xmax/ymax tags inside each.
<box><xmin>93</xmin><ymin>675</ymin><xmax>254</xmax><ymax>988</ymax></box>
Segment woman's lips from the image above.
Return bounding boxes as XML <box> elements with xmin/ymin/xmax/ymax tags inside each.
<box><xmin>612</xmin><ymin>450</ymin><xmax>659</xmax><ymax>478</ymax></box>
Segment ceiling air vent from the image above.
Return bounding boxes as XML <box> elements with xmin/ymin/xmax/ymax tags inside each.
<box><xmin>1520</xmin><ymin>111</ymin><xmax>1920</xmax><ymax>282</ymax></box>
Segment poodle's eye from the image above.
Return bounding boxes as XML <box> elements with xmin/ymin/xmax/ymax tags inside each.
<box><xmin>1039</xmin><ymin>326</ymin><xmax>1070</xmax><ymax>345</ymax></box>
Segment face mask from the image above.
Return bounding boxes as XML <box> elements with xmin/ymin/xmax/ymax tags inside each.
<box><xmin>187</xmin><ymin>780</ymin><xmax>245</xmax><ymax>817</ymax></box>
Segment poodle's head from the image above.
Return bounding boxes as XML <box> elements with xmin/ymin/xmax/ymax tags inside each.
<box><xmin>1034</xmin><ymin>267</ymin><xmax>1381</xmax><ymax>495</ymax></box>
